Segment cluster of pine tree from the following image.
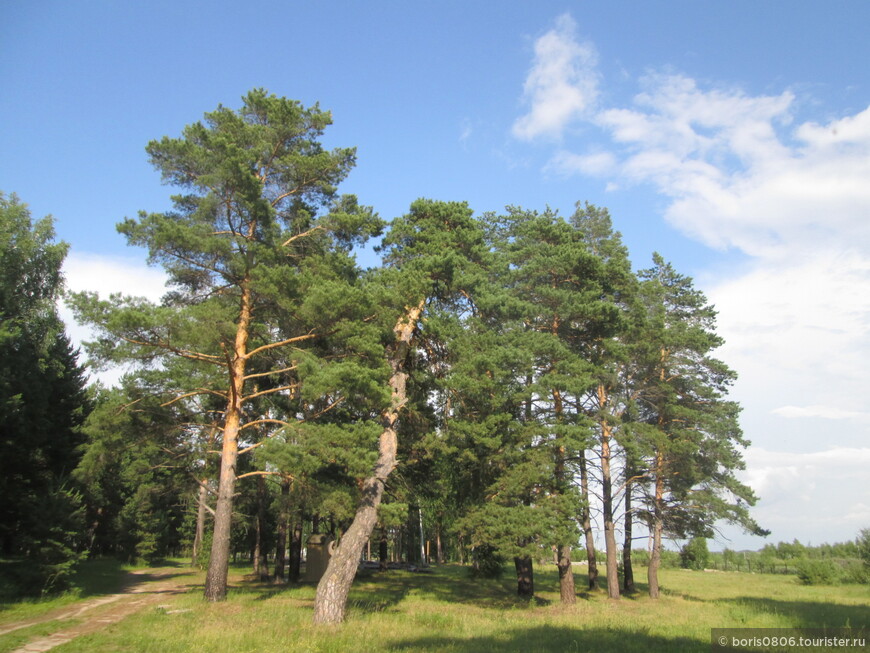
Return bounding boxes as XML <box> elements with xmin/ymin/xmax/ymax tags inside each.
<box><xmin>5</xmin><ymin>90</ymin><xmax>765</xmax><ymax>620</ymax></box>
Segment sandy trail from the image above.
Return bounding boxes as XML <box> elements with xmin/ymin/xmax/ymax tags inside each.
<box><xmin>2</xmin><ymin>568</ymin><xmax>198</xmax><ymax>652</ymax></box>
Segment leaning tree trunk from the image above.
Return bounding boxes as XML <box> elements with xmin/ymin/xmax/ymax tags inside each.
<box><xmin>312</xmin><ymin>301</ymin><xmax>424</xmax><ymax>625</ymax></box>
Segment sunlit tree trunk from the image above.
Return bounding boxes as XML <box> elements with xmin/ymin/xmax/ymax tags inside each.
<box><xmin>312</xmin><ymin>302</ymin><xmax>424</xmax><ymax>625</ymax></box>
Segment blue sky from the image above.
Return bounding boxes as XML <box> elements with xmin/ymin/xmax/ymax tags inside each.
<box><xmin>2</xmin><ymin>1</ymin><xmax>868</xmax><ymax>552</ymax></box>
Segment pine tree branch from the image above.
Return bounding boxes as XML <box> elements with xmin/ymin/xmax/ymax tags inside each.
<box><xmin>241</xmin><ymin>383</ymin><xmax>300</xmax><ymax>403</ymax></box>
<box><xmin>245</xmin><ymin>331</ymin><xmax>317</xmax><ymax>359</ymax></box>
<box><xmin>161</xmin><ymin>388</ymin><xmax>229</xmax><ymax>407</ymax></box>
<box><xmin>243</xmin><ymin>364</ymin><xmax>298</xmax><ymax>381</ymax></box>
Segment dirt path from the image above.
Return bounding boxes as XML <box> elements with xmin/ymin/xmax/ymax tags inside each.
<box><xmin>3</xmin><ymin>568</ymin><xmax>199</xmax><ymax>653</ymax></box>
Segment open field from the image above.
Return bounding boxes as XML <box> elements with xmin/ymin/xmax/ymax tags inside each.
<box><xmin>1</xmin><ymin>561</ymin><xmax>867</xmax><ymax>652</ymax></box>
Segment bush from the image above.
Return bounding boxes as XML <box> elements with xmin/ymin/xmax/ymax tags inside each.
<box><xmin>468</xmin><ymin>545</ymin><xmax>505</xmax><ymax>579</ymax></box>
<box><xmin>680</xmin><ymin>537</ymin><xmax>710</xmax><ymax>570</ymax></box>
<box><xmin>795</xmin><ymin>558</ymin><xmax>843</xmax><ymax>585</ymax></box>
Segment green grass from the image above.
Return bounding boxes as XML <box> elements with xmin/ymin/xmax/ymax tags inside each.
<box><xmin>9</xmin><ymin>564</ymin><xmax>870</xmax><ymax>652</ymax></box>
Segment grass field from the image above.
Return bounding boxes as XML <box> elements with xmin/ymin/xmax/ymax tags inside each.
<box><xmin>2</xmin><ymin>561</ymin><xmax>868</xmax><ymax>652</ymax></box>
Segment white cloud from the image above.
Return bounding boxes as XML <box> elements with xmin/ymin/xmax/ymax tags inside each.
<box><xmin>737</xmin><ymin>447</ymin><xmax>870</xmax><ymax>545</ymax></box>
<box><xmin>512</xmin><ymin>14</ymin><xmax>599</xmax><ymax>141</ymax></box>
<box><xmin>512</xmin><ymin>15</ymin><xmax>870</xmax><ymax>546</ymax></box>
<box><xmin>60</xmin><ymin>250</ymin><xmax>168</xmax><ymax>385</ymax></box>
<box><xmin>772</xmin><ymin>405</ymin><xmax>870</xmax><ymax>421</ymax></box>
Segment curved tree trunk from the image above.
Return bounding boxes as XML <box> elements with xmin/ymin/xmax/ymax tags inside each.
<box><xmin>312</xmin><ymin>301</ymin><xmax>424</xmax><ymax>625</ymax></box>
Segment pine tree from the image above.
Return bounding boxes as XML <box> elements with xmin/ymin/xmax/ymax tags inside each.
<box><xmin>312</xmin><ymin>199</ymin><xmax>488</xmax><ymax>624</ymax></box>
<box><xmin>69</xmin><ymin>90</ymin><xmax>382</xmax><ymax>601</ymax></box>
<box><xmin>632</xmin><ymin>254</ymin><xmax>765</xmax><ymax>598</ymax></box>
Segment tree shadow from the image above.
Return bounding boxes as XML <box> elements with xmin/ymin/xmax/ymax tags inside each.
<box><xmin>720</xmin><ymin>597</ymin><xmax>870</xmax><ymax>629</ymax></box>
<box><xmin>389</xmin><ymin>625</ymin><xmax>705</xmax><ymax>652</ymax></box>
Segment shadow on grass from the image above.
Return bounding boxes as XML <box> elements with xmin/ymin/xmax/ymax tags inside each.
<box><xmin>721</xmin><ymin>596</ymin><xmax>870</xmax><ymax>629</ymax></box>
<box><xmin>389</xmin><ymin>625</ymin><xmax>705</xmax><ymax>652</ymax></box>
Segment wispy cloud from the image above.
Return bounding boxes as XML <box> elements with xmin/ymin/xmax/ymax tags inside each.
<box><xmin>512</xmin><ymin>14</ymin><xmax>599</xmax><ymax>141</ymax></box>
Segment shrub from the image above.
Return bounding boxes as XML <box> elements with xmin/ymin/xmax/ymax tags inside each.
<box><xmin>795</xmin><ymin>558</ymin><xmax>843</xmax><ymax>585</ymax></box>
<box><xmin>469</xmin><ymin>545</ymin><xmax>505</xmax><ymax>579</ymax></box>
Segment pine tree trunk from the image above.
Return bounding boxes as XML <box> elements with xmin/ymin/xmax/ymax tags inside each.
<box><xmin>191</xmin><ymin>478</ymin><xmax>208</xmax><ymax>567</ymax></box>
<box><xmin>312</xmin><ymin>301</ymin><xmax>424</xmax><ymax>625</ymax></box>
<box><xmin>378</xmin><ymin>531</ymin><xmax>389</xmax><ymax>570</ymax></box>
<box><xmin>514</xmin><ymin>556</ymin><xmax>534</xmax><ymax>598</ymax></box>
<box><xmin>203</xmin><ymin>285</ymin><xmax>251</xmax><ymax>602</ymax></box>
<box><xmin>556</xmin><ymin>545</ymin><xmax>576</xmax><ymax>604</ymax></box>
<box><xmin>579</xmin><ymin>450</ymin><xmax>599</xmax><ymax>589</ymax></box>
<box><xmin>598</xmin><ymin>392</ymin><xmax>620</xmax><ymax>600</ymax></box>
<box><xmin>436</xmin><ymin>526</ymin><xmax>444</xmax><ymax>564</ymax></box>
<box><xmin>254</xmin><ymin>476</ymin><xmax>269</xmax><ymax>579</ymax></box>
<box><xmin>648</xmin><ymin>453</ymin><xmax>664</xmax><ymax>599</ymax></box>
<box><xmin>623</xmin><ymin>483</ymin><xmax>635</xmax><ymax>593</ymax></box>
<box><xmin>289</xmin><ymin>514</ymin><xmax>303</xmax><ymax>582</ymax></box>
<box><xmin>273</xmin><ymin>480</ymin><xmax>290</xmax><ymax>582</ymax></box>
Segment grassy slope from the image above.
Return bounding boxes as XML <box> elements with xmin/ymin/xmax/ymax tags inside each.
<box><xmin>11</xmin><ymin>564</ymin><xmax>870</xmax><ymax>653</ymax></box>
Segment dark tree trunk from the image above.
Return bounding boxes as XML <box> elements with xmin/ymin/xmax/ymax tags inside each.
<box><xmin>514</xmin><ymin>556</ymin><xmax>534</xmax><ymax>598</ymax></box>
<box><xmin>623</xmin><ymin>483</ymin><xmax>635</xmax><ymax>593</ymax></box>
<box><xmin>556</xmin><ymin>545</ymin><xmax>576</xmax><ymax>604</ymax></box>
<box><xmin>273</xmin><ymin>479</ymin><xmax>290</xmax><ymax>582</ymax></box>
<box><xmin>253</xmin><ymin>475</ymin><xmax>269</xmax><ymax>580</ymax></box>
<box><xmin>312</xmin><ymin>301</ymin><xmax>423</xmax><ymax>625</ymax></box>
<box><xmin>288</xmin><ymin>513</ymin><xmax>303</xmax><ymax>582</ymax></box>
<box><xmin>378</xmin><ymin>530</ymin><xmax>389</xmax><ymax>571</ymax></box>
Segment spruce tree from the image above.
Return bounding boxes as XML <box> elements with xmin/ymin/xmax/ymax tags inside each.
<box><xmin>0</xmin><ymin>193</ymin><xmax>89</xmax><ymax>593</ymax></box>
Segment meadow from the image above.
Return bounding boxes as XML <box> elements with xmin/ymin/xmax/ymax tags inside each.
<box><xmin>1</xmin><ymin>560</ymin><xmax>867</xmax><ymax>652</ymax></box>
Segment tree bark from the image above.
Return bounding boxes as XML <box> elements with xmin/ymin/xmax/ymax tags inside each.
<box><xmin>253</xmin><ymin>475</ymin><xmax>269</xmax><ymax>580</ymax></box>
<box><xmin>312</xmin><ymin>301</ymin><xmax>424</xmax><ymax>625</ymax></box>
<box><xmin>514</xmin><ymin>556</ymin><xmax>534</xmax><ymax>598</ymax></box>
<box><xmin>273</xmin><ymin>479</ymin><xmax>290</xmax><ymax>581</ymax></box>
<box><xmin>622</xmin><ymin>482</ymin><xmax>635</xmax><ymax>593</ymax></box>
<box><xmin>556</xmin><ymin>545</ymin><xmax>576</xmax><ymax>604</ymax></box>
<box><xmin>598</xmin><ymin>386</ymin><xmax>620</xmax><ymax>600</ymax></box>
<box><xmin>289</xmin><ymin>513</ymin><xmax>303</xmax><ymax>582</ymax></box>
<box><xmin>378</xmin><ymin>530</ymin><xmax>389</xmax><ymax>571</ymax></box>
<box><xmin>648</xmin><ymin>452</ymin><xmax>664</xmax><ymax>599</ymax></box>
<box><xmin>191</xmin><ymin>478</ymin><xmax>209</xmax><ymax>567</ymax></box>
<box><xmin>203</xmin><ymin>284</ymin><xmax>252</xmax><ymax>602</ymax></box>
<box><xmin>578</xmin><ymin>450</ymin><xmax>599</xmax><ymax>589</ymax></box>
